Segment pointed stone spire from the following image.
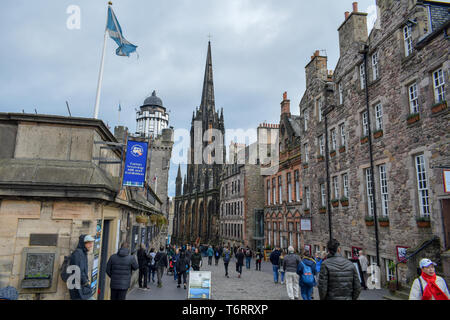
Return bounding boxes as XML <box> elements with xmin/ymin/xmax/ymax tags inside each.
<box><xmin>176</xmin><ymin>164</ymin><xmax>182</xmax><ymax>179</ymax></box>
<box><xmin>200</xmin><ymin>41</ymin><xmax>215</xmax><ymax>112</ymax></box>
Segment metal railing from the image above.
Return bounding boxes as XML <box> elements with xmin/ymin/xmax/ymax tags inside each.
<box><xmin>395</xmin><ymin>236</ymin><xmax>439</xmax><ymax>290</ymax></box>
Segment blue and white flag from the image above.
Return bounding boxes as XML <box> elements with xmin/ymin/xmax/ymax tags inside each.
<box><xmin>106</xmin><ymin>7</ymin><xmax>137</xmax><ymax>57</ymax></box>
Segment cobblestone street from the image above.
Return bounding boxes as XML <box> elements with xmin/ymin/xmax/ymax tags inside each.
<box><xmin>127</xmin><ymin>257</ymin><xmax>388</xmax><ymax>300</ymax></box>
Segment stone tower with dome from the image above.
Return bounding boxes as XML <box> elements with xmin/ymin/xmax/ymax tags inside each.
<box><xmin>135</xmin><ymin>90</ymin><xmax>169</xmax><ymax>138</ymax></box>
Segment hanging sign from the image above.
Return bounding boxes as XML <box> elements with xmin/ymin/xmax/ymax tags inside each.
<box><xmin>123</xmin><ymin>140</ymin><xmax>148</xmax><ymax>188</ymax></box>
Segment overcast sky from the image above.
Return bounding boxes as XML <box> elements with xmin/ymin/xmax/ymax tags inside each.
<box><xmin>0</xmin><ymin>0</ymin><xmax>377</xmax><ymax>197</ymax></box>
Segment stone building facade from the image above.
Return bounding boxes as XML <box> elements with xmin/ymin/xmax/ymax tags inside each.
<box><xmin>0</xmin><ymin>113</ymin><xmax>166</xmax><ymax>300</ymax></box>
<box><xmin>219</xmin><ymin>142</ymin><xmax>266</xmax><ymax>251</ymax></box>
<box><xmin>264</xmin><ymin>93</ymin><xmax>304</xmax><ymax>252</ymax></box>
<box><xmin>298</xmin><ymin>0</ymin><xmax>449</xmax><ymax>285</ymax></box>
<box><xmin>173</xmin><ymin>42</ymin><xmax>225</xmax><ymax>246</ymax></box>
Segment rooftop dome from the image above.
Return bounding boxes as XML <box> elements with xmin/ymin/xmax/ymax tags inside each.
<box><xmin>143</xmin><ymin>90</ymin><xmax>163</xmax><ymax>107</ymax></box>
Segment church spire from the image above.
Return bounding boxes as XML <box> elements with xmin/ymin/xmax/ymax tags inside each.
<box><xmin>200</xmin><ymin>41</ymin><xmax>215</xmax><ymax>112</ymax></box>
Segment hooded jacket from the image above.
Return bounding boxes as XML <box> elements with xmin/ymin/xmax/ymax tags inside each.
<box><xmin>297</xmin><ymin>257</ymin><xmax>317</xmax><ymax>287</ymax></box>
<box><xmin>269</xmin><ymin>250</ymin><xmax>281</xmax><ymax>266</ymax></box>
<box><xmin>69</xmin><ymin>235</ymin><xmax>93</xmax><ymax>300</ymax></box>
<box><xmin>318</xmin><ymin>252</ymin><xmax>361</xmax><ymax>300</ymax></box>
<box><xmin>175</xmin><ymin>252</ymin><xmax>190</xmax><ymax>273</ymax></box>
<box><xmin>106</xmin><ymin>247</ymin><xmax>139</xmax><ymax>290</ymax></box>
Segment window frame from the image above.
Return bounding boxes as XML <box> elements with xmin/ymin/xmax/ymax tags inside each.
<box><xmin>379</xmin><ymin>164</ymin><xmax>389</xmax><ymax>217</ymax></box>
<box><xmin>372</xmin><ymin>51</ymin><xmax>379</xmax><ymax>81</ymax></box>
<box><xmin>362</xmin><ymin>111</ymin><xmax>369</xmax><ymax>137</ymax></box>
<box><xmin>360</xmin><ymin>63</ymin><xmax>366</xmax><ymax>90</ymax></box>
<box><xmin>375</xmin><ymin>104</ymin><xmax>383</xmax><ymax>131</ymax></box>
<box><xmin>433</xmin><ymin>68</ymin><xmax>445</xmax><ymax>103</ymax></box>
<box><xmin>403</xmin><ymin>25</ymin><xmax>413</xmax><ymax>57</ymax></box>
<box><xmin>366</xmin><ymin>168</ymin><xmax>375</xmax><ymax>217</ymax></box>
<box><xmin>408</xmin><ymin>82</ymin><xmax>419</xmax><ymax>114</ymax></box>
<box><xmin>415</xmin><ymin>155</ymin><xmax>431</xmax><ymax>217</ymax></box>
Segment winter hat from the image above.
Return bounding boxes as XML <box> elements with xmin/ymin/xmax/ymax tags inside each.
<box><xmin>419</xmin><ymin>258</ymin><xmax>437</xmax><ymax>269</ymax></box>
<box><xmin>84</xmin><ymin>235</ymin><xmax>95</xmax><ymax>242</ymax></box>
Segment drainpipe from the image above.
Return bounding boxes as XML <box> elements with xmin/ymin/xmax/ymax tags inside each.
<box><xmin>361</xmin><ymin>44</ymin><xmax>381</xmax><ymax>267</ymax></box>
<box><xmin>323</xmin><ymin>83</ymin><xmax>335</xmax><ymax>242</ymax></box>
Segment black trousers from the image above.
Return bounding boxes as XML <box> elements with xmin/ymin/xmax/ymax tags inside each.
<box><xmin>177</xmin><ymin>271</ymin><xmax>187</xmax><ymax>285</ymax></box>
<box><xmin>111</xmin><ymin>289</ymin><xmax>128</xmax><ymax>300</ymax></box>
<box><xmin>236</xmin><ymin>263</ymin><xmax>242</xmax><ymax>274</ymax></box>
<box><xmin>256</xmin><ymin>260</ymin><xmax>261</xmax><ymax>271</ymax></box>
<box><xmin>192</xmin><ymin>265</ymin><xmax>200</xmax><ymax>271</ymax></box>
<box><xmin>138</xmin><ymin>266</ymin><xmax>148</xmax><ymax>288</ymax></box>
<box><xmin>224</xmin><ymin>262</ymin><xmax>229</xmax><ymax>275</ymax></box>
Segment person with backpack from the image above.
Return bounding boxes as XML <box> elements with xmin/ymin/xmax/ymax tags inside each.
<box><xmin>245</xmin><ymin>246</ymin><xmax>253</xmax><ymax>269</ymax></box>
<box><xmin>279</xmin><ymin>251</ymin><xmax>286</xmax><ymax>285</ymax></box>
<box><xmin>409</xmin><ymin>258</ymin><xmax>449</xmax><ymax>300</ymax></box>
<box><xmin>175</xmin><ymin>250</ymin><xmax>190</xmax><ymax>289</ymax></box>
<box><xmin>148</xmin><ymin>248</ymin><xmax>157</xmax><ymax>283</ymax></box>
<box><xmin>106</xmin><ymin>242</ymin><xmax>139</xmax><ymax>300</ymax></box>
<box><xmin>283</xmin><ymin>246</ymin><xmax>301</xmax><ymax>300</ymax></box>
<box><xmin>318</xmin><ymin>239</ymin><xmax>361</xmax><ymax>300</ymax></box>
<box><xmin>154</xmin><ymin>246</ymin><xmax>168</xmax><ymax>288</ymax></box>
<box><xmin>269</xmin><ymin>247</ymin><xmax>282</xmax><ymax>283</ymax></box>
<box><xmin>223</xmin><ymin>246</ymin><xmax>231</xmax><ymax>278</ymax></box>
<box><xmin>235</xmin><ymin>247</ymin><xmax>245</xmax><ymax>278</ymax></box>
<box><xmin>255</xmin><ymin>250</ymin><xmax>263</xmax><ymax>271</ymax></box>
<box><xmin>66</xmin><ymin>234</ymin><xmax>95</xmax><ymax>300</ymax></box>
<box><xmin>297</xmin><ymin>250</ymin><xmax>316</xmax><ymax>300</ymax></box>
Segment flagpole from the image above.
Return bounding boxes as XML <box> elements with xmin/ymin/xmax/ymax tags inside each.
<box><xmin>93</xmin><ymin>3</ymin><xmax>112</xmax><ymax>119</ymax></box>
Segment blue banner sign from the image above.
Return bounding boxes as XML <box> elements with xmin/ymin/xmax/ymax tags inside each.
<box><xmin>123</xmin><ymin>140</ymin><xmax>148</xmax><ymax>187</ymax></box>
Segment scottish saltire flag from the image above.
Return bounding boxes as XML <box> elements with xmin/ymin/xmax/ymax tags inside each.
<box><xmin>106</xmin><ymin>7</ymin><xmax>137</xmax><ymax>57</ymax></box>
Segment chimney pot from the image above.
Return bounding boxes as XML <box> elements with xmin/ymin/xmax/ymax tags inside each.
<box><xmin>283</xmin><ymin>92</ymin><xmax>287</xmax><ymax>100</ymax></box>
<box><xmin>315</xmin><ymin>50</ymin><xmax>320</xmax><ymax>56</ymax></box>
<box><xmin>345</xmin><ymin>11</ymin><xmax>350</xmax><ymax>19</ymax></box>
<box><xmin>352</xmin><ymin>2</ymin><xmax>358</xmax><ymax>12</ymax></box>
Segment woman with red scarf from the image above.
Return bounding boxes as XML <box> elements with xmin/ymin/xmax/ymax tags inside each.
<box><xmin>409</xmin><ymin>258</ymin><xmax>449</xmax><ymax>300</ymax></box>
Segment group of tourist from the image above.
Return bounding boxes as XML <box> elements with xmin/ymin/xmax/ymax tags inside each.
<box><xmin>61</xmin><ymin>235</ymin><xmax>449</xmax><ymax>301</ymax></box>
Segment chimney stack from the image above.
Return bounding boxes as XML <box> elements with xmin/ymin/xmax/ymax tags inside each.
<box><xmin>352</xmin><ymin>2</ymin><xmax>358</xmax><ymax>12</ymax></box>
<box><xmin>281</xmin><ymin>92</ymin><xmax>291</xmax><ymax>116</ymax></box>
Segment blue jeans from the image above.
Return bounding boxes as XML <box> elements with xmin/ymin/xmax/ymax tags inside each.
<box><xmin>245</xmin><ymin>257</ymin><xmax>251</xmax><ymax>269</ymax></box>
<box><xmin>148</xmin><ymin>266</ymin><xmax>156</xmax><ymax>282</ymax></box>
<box><xmin>280</xmin><ymin>271</ymin><xmax>285</xmax><ymax>283</ymax></box>
<box><xmin>300</xmin><ymin>284</ymin><xmax>314</xmax><ymax>300</ymax></box>
<box><xmin>174</xmin><ymin>266</ymin><xmax>177</xmax><ymax>280</ymax></box>
<box><xmin>272</xmin><ymin>265</ymin><xmax>279</xmax><ymax>282</ymax></box>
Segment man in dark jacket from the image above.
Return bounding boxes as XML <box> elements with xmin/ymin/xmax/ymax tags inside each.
<box><xmin>318</xmin><ymin>239</ymin><xmax>361</xmax><ymax>300</ymax></box>
<box><xmin>175</xmin><ymin>250</ymin><xmax>190</xmax><ymax>289</ymax></box>
<box><xmin>137</xmin><ymin>244</ymin><xmax>150</xmax><ymax>289</ymax></box>
<box><xmin>191</xmin><ymin>248</ymin><xmax>203</xmax><ymax>271</ymax></box>
<box><xmin>235</xmin><ymin>248</ymin><xmax>245</xmax><ymax>278</ymax></box>
<box><xmin>106</xmin><ymin>242</ymin><xmax>139</xmax><ymax>300</ymax></box>
<box><xmin>269</xmin><ymin>247</ymin><xmax>282</xmax><ymax>283</ymax></box>
<box><xmin>154</xmin><ymin>246</ymin><xmax>168</xmax><ymax>288</ymax></box>
<box><xmin>69</xmin><ymin>234</ymin><xmax>95</xmax><ymax>300</ymax></box>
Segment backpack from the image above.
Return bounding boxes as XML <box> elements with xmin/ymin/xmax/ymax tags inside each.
<box><xmin>300</xmin><ymin>261</ymin><xmax>314</xmax><ymax>286</ymax></box>
<box><xmin>60</xmin><ymin>254</ymin><xmax>72</xmax><ymax>282</ymax></box>
<box><xmin>224</xmin><ymin>251</ymin><xmax>231</xmax><ymax>263</ymax></box>
<box><xmin>215</xmin><ymin>251</ymin><xmax>219</xmax><ymax>258</ymax></box>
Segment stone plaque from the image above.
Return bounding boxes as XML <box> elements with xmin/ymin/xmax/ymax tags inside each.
<box><xmin>29</xmin><ymin>234</ymin><xmax>58</xmax><ymax>246</ymax></box>
<box><xmin>21</xmin><ymin>253</ymin><xmax>55</xmax><ymax>289</ymax></box>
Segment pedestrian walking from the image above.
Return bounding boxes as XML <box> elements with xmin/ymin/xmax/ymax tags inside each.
<box><xmin>318</xmin><ymin>239</ymin><xmax>361</xmax><ymax>300</ymax></box>
<box><xmin>207</xmin><ymin>245</ymin><xmax>214</xmax><ymax>266</ymax></box>
<box><xmin>185</xmin><ymin>245</ymin><xmax>192</xmax><ymax>262</ymax></box>
<box><xmin>283</xmin><ymin>246</ymin><xmax>301</xmax><ymax>300</ymax></box>
<box><xmin>409</xmin><ymin>258</ymin><xmax>449</xmax><ymax>300</ymax></box>
<box><xmin>269</xmin><ymin>247</ymin><xmax>282</xmax><ymax>283</ymax></box>
<box><xmin>314</xmin><ymin>251</ymin><xmax>324</xmax><ymax>286</ymax></box>
<box><xmin>255</xmin><ymin>250</ymin><xmax>263</xmax><ymax>271</ymax></box>
<box><xmin>191</xmin><ymin>248</ymin><xmax>203</xmax><ymax>271</ymax></box>
<box><xmin>279</xmin><ymin>251</ymin><xmax>286</xmax><ymax>284</ymax></box>
<box><xmin>106</xmin><ymin>242</ymin><xmax>139</xmax><ymax>300</ymax></box>
<box><xmin>223</xmin><ymin>246</ymin><xmax>231</xmax><ymax>278</ymax></box>
<box><xmin>358</xmin><ymin>250</ymin><xmax>369</xmax><ymax>290</ymax></box>
<box><xmin>235</xmin><ymin>247</ymin><xmax>245</xmax><ymax>278</ymax></box>
<box><xmin>175</xmin><ymin>250</ymin><xmax>190</xmax><ymax>289</ymax></box>
<box><xmin>148</xmin><ymin>248</ymin><xmax>156</xmax><ymax>283</ymax></box>
<box><xmin>137</xmin><ymin>244</ymin><xmax>150</xmax><ymax>290</ymax></box>
<box><xmin>245</xmin><ymin>246</ymin><xmax>253</xmax><ymax>269</ymax></box>
<box><xmin>297</xmin><ymin>250</ymin><xmax>316</xmax><ymax>300</ymax></box>
<box><xmin>68</xmin><ymin>234</ymin><xmax>95</xmax><ymax>300</ymax></box>
<box><xmin>172</xmin><ymin>248</ymin><xmax>180</xmax><ymax>281</ymax></box>
<box><xmin>214</xmin><ymin>246</ymin><xmax>221</xmax><ymax>266</ymax></box>
<box><xmin>154</xmin><ymin>246</ymin><xmax>168</xmax><ymax>288</ymax></box>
